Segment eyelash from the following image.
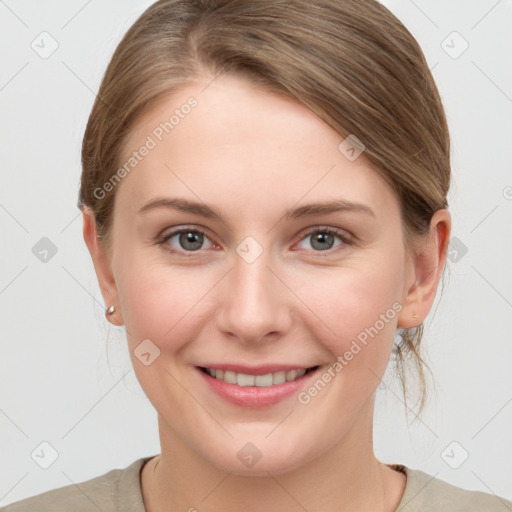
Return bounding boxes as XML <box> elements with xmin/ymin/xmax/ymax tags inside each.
<box><xmin>156</xmin><ymin>226</ymin><xmax>352</xmax><ymax>257</ymax></box>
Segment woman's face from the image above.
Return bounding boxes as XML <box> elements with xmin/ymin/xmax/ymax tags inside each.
<box><xmin>87</xmin><ymin>73</ymin><xmax>433</xmax><ymax>475</ymax></box>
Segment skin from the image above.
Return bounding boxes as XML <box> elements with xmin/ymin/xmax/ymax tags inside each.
<box><xmin>83</xmin><ymin>73</ymin><xmax>450</xmax><ymax>511</ymax></box>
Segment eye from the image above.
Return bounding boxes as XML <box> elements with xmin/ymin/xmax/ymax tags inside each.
<box><xmin>159</xmin><ymin>228</ymin><xmax>215</xmax><ymax>254</ymax></box>
<box><xmin>157</xmin><ymin>225</ymin><xmax>351</xmax><ymax>256</ymax></box>
<box><xmin>296</xmin><ymin>227</ymin><xmax>350</xmax><ymax>252</ymax></box>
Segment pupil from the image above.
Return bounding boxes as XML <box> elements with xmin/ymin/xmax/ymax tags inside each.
<box><xmin>312</xmin><ymin>232</ymin><xmax>333</xmax><ymax>251</ymax></box>
<box><xmin>180</xmin><ymin>231</ymin><xmax>203</xmax><ymax>251</ymax></box>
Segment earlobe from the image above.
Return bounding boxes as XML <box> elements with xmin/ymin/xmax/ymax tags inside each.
<box><xmin>82</xmin><ymin>208</ymin><xmax>124</xmax><ymax>326</ymax></box>
<box><xmin>397</xmin><ymin>209</ymin><xmax>451</xmax><ymax>329</ymax></box>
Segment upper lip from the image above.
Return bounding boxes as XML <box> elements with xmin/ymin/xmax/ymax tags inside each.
<box><xmin>197</xmin><ymin>364</ymin><xmax>319</xmax><ymax>375</ymax></box>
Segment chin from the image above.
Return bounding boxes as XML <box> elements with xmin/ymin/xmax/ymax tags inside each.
<box><xmin>196</xmin><ymin>430</ymin><xmax>318</xmax><ymax>477</ymax></box>
<box><xmin>213</xmin><ymin>449</ymin><xmax>310</xmax><ymax>477</ymax></box>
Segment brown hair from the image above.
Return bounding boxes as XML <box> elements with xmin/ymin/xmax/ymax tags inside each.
<box><xmin>79</xmin><ymin>0</ymin><xmax>450</xmax><ymax>417</ymax></box>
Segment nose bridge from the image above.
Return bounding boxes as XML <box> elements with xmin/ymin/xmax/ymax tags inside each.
<box><xmin>215</xmin><ymin>245</ymin><xmax>291</xmax><ymax>343</ymax></box>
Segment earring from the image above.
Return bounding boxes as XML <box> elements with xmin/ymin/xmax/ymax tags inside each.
<box><xmin>412</xmin><ymin>313</ymin><xmax>418</xmax><ymax>319</ymax></box>
<box><xmin>106</xmin><ymin>305</ymin><xmax>115</xmax><ymax>317</ymax></box>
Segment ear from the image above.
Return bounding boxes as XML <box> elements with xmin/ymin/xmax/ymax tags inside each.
<box><xmin>82</xmin><ymin>207</ymin><xmax>124</xmax><ymax>326</ymax></box>
<box><xmin>397</xmin><ymin>209</ymin><xmax>451</xmax><ymax>328</ymax></box>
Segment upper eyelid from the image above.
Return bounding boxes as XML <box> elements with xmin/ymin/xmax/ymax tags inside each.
<box><xmin>159</xmin><ymin>226</ymin><xmax>216</xmax><ymax>244</ymax></box>
<box><xmin>300</xmin><ymin>225</ymin><xmax>351</xmax><ymax>239</ymax></box>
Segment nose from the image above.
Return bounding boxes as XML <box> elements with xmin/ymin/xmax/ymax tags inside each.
<box><xmin>215</xmin><ymin>249</ymin><xmax>293</xmax><ymax>345</ymax></box>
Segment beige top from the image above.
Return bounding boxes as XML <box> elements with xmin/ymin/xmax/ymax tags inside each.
<box><xmin>2</xmin><ymin>457</ymin><xmax>511</xmax><ymax>511</ymax></box>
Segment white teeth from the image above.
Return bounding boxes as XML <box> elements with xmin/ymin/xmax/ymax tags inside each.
<box><xmin>255</xmin><ymin>373</ymin><xmax>273</xmax><ymax>387</ymax></box>
<box><xmin>237</xmin><ymin>373</ymin><xmax>255</xmax><ymax>386</ymax></box>
<box><xmin>273</xmin><ymin>371</ymin><xmax>286</xmax><ymax>385</ymax></box>
<box><xmin>286</xmin><ymin>369</ymin><xmax>298</xmax><ymax>381</ymax></box>
<box><xmin>224</xmin><ymin>370</ymin><xmax>237</xmax><ymax>384</ymax></box>
<box><xmin>205</xmin><ymin>367</ymin><xmax>310</xmax><ymax>387</ymax></box>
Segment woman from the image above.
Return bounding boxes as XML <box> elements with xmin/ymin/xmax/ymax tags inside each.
<box><xmin>3</xmin><ymin>0</ymin><xmax>511</xmax><ymax>510</ymax></box>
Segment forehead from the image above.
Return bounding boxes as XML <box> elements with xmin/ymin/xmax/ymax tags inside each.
<box><xmin>115</xmin><ymin>73</ymin><xmax>398</xmax><ymax>222</ymax></box>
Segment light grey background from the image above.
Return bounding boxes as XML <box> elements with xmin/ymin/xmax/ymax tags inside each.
<box><xmin>1</xmin><ymin>0</ymin><xmax>511</xmax><ymax>505</ymax></box>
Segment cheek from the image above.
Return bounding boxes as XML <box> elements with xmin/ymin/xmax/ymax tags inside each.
<box><xmin>289</xmin><ymin>265</ymin><xmax>403</xmax><ymax>418</ymax></box>
<box><xmin>115</xmin><ymin>257</ymin><xmax>217</xmax><ymax>351</ymax></box>
<box><xmin>114</xmin><ymin>261</ymin><xmax>216</xmax><ymax>409</ymax></box>
<box><xmin>291</xmin><ymin>254</ymin><xmax>404</xmax><ymax>367</ymax></box>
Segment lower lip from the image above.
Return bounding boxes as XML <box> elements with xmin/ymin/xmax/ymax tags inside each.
<box><xmin>196</xmin><ymin>367</ymin><xmax>320</xmax><ymax>408</ymax></box>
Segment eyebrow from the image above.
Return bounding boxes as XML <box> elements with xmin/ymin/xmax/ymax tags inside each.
<box><xmin>137</xmin><ymin>197</ymin><xmax>375</xmax><ymax>223</ymax></box>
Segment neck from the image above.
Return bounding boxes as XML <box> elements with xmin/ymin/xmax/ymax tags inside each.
<box><xmin>141</xmin><ymin>398</ymin><xmax>406</xmax><ymax>512</ymax></box>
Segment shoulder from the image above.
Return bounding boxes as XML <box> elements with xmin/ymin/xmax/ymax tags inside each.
<box><xmin>395</xmin><ymin>464</ymin><xmax>512</xmax><ymax>512</ymax></box>
<box><xmin>0</xmin><ymin>457</ymin><xmax>150</xmax><ymax>512</ymax></box>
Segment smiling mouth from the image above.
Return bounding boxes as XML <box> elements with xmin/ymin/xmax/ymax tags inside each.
<box><xmin>198</xmin><ymin>366</ymin><xmax>319</xmax><ymax>387</ymax></box>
